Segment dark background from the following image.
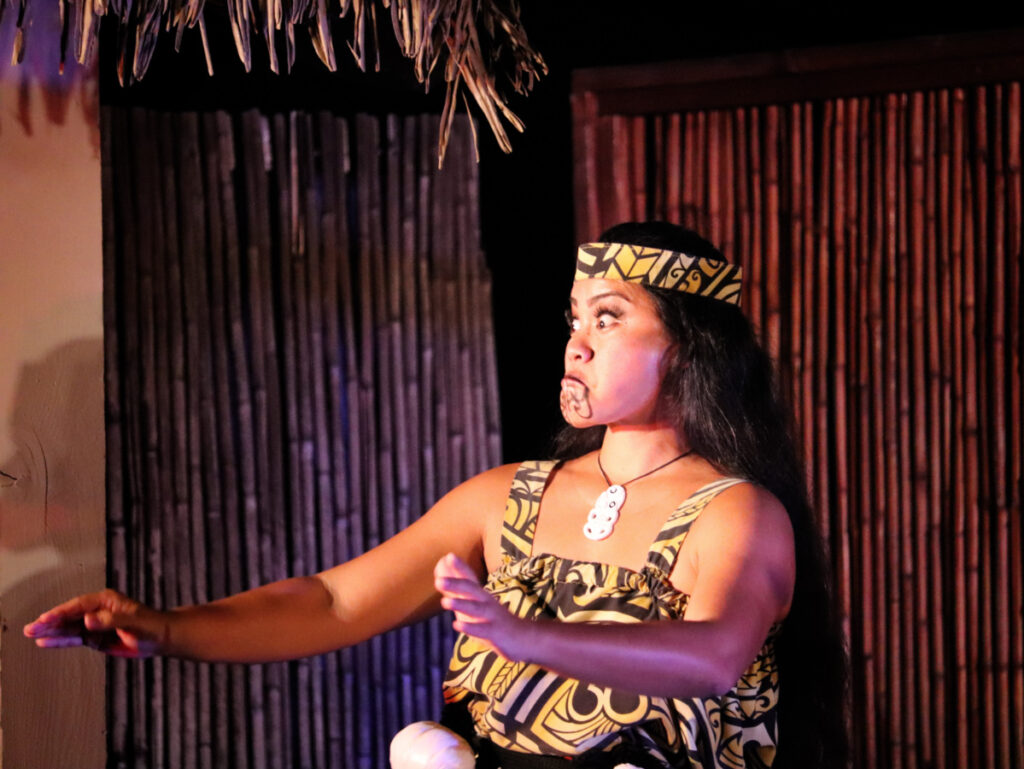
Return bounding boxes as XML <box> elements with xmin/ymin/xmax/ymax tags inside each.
<box><xmin>99</xmin><ymin>1</ymin><xmax>1024</xmax><ymax>461</ymax></box>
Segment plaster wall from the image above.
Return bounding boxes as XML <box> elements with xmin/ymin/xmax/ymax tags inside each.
<box><xmin>0</xmin><ymin>9</ymin><xmax>105</xmax><ymax>768</ymax></box>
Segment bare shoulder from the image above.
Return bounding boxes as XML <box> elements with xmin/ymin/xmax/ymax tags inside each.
<box><xmin>429</xmin><ymin>462</ymin><xmax>523</xmax><ymax>573</ymax></box>
<box><xmin>676</xmin><ymin>480</ymin><xmax>795</xmax><ymax>616</ymax></box>
<box><xmin>688</xmin><ymin>481</ymin><xmax>794</xmax><ymax>552</ymax></box>
<box><xmin>431</xmin><ymin>462</ymin><xmax>521</xmax><ymax>513</ymax></box>
<box><xmin>314</xmin><ymin>463</ymin><xmax>522</xmax><ymax>632</ymax></box>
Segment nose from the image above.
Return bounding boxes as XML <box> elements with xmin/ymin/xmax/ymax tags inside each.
<box><xmin>565</xmin><ymin>331</ymin><xmax>593</xmax><ymax>364</ymax></box>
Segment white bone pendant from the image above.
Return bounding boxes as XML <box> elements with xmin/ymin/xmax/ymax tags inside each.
<box><xmin>583</xmin><ymin>484</ymin><xmax>626</xmax><ymax>540</ymax></box>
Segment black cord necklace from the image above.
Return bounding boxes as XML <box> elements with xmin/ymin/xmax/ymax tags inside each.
<box><xmin>583</xmin><ymin>449</ymin><xmax>694</xmax><ymax>541</ymax></box>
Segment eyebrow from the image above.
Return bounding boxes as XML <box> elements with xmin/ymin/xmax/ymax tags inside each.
<box><xmin>569</xmin><ymin>290</ymin><xmax>634</xmax><ymax>307</ymax></box>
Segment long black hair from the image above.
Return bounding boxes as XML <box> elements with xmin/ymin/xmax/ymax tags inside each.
<box><xmin>554</xmin><ymin>221</ymin><xmax>850</xmax><ymax>769</ymax></box>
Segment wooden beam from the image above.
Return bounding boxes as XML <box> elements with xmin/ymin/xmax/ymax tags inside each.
<box><xmin>573</xmin><ymin>29</ymin><xmax>1024</xmax><ymax>113</ymax></box>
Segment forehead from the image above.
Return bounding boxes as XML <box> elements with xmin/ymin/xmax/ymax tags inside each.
<box><xmin>570</xmin><ymin>278</ymin><xmax>657</xmax><ymax>307</ymax></box>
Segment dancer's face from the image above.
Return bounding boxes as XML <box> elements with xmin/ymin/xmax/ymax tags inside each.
<box><xmin>561</xmin><ymin>279</ymin><xmax>674</xmax><ymax>429</ymax></box>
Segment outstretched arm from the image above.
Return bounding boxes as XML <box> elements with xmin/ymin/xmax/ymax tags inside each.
<box><xmin>435</xmin><ymin>482</ymin><xmax>795</xmax><ymax>699</ymax></box>
<box><xmin>24</xmin><ymin>463</ymin><xmax>517</xmax><ymax>663</ymax></box>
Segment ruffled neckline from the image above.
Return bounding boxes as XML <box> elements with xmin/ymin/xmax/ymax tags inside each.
<box><xmin>486</xmin><ymin>550</ymin><xmax>692</xmax><ymax>615</ymax></box>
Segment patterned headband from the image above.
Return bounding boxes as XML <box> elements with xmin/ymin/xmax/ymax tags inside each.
<box><xmin>575</xmin><ymin>242</ymin><xmax>743</xmax><ymax>306</ymax></box>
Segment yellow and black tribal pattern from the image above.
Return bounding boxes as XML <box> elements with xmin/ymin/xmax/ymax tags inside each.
<box><xmin>575</xmin><ymin>242</ymin><xmax>743</xmax><ymax>306</ymax></box>
<box><xmin>443</xmin><ymin>461</ymin><xmax>779</xmax><ymax>769</ymax></box>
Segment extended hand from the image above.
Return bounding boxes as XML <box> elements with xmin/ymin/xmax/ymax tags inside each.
<box><xmin>23</xmin><ymin>589</ymin><xmax>168</xmax><ymax>658</ymax></box>
<box><xmin>433</xmin><ymin>553</ymin><xmax>533</xmax><ymax>662</ymax></box>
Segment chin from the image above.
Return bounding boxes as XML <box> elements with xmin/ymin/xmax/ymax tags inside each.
<box><xmin>560</xmin><ymin>409</ymin><xmax>599</xmax><ymax>430</ymax></box>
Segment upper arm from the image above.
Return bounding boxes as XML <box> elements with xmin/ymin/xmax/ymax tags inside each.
<box><xmin>312</xmin><ymin>463</ymin><xmax>518</xmax><ymax>646</ymax></box>
<box><xmin>679</xmin><ymin>483</ymin><xmax>795</xmax><ymax>680</ymax></box>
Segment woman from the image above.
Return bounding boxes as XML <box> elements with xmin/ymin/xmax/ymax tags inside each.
<box><xmin>24</xmin><ymin>222</ymin><xmax>847</xmax><ymax>768</ymax></box>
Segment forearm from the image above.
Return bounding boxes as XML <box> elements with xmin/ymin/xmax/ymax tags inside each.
<box><xmin>515</xmin><ymin>618</ymin><xmax>747</xmax><ymax>699</ymax></box>
<box><xmin>164</xmin><ymin>576</ymin><xmax>357</xmax><ymax>663</ymax></box>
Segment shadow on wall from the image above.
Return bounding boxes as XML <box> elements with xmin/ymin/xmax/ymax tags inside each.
<box><xmin>0</xmin><ymin>338</ymin><xmax>105</xmax><ymax>769</ymax></box>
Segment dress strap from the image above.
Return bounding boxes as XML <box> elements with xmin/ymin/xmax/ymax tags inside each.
<box><xmin>644</xmin><ymin>477</ymin><xmax>749</xmax><ymax>577</ymax></box>
<box><xmin>499</xmin><ymin>460</ymin><xmax>559</xmax><ymax>561</ymax></box>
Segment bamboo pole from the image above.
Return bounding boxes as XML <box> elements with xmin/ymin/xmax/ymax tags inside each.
<box><xmin>682</xmin><ymin>112</ymin><xmax>698</xmax><ymax>232</ymax></box>
<box><xmin>372</xmin><ymin>113</ymin><xmax>401</xmax><ymax>760</ymax></box>
<box><xmin>287</xmin><ymin>111</ymin><xmax>315</xmax><ymax>769</ymax></box>
<box><xmin>404</xmin><ymin>115</ymin><xmax>431</xmax><ymax>721</ymax></box>
<box><xmin>394</xmin><ymin>114</ymin><xmax>419</xmax><ymax>726</ymax></box>
<box><xmin>695</xmin><ymin>112</ymin><xmax>709</xmax><ymax>239</ymax></box>
<box><xmin>177</xmin><ymin>111</ymin><xmax>217</xmax><ymax>769</ymax></box>
<box><xmin>895</xmin><ymin>91</ymin><xmax>916</xmax><ymax>769</ymax></box>
<box><xmin>302</xmin><ymin>111</ymin><xmax>332</xmax><ymax>769</ymax></box>
<box><xmin>110</xmin><ymin>108</ymin><xmax>135</xmax><ymax>769</ymax></box>
<box><xmin>788</xmin><ymin>101</ymin><xmax>805</xmax><ymax>474</ymax></box>
<box><xmin>747</xmin><ymin>107</ymin><xmax>762</xmax><ymax>337</ymax></box>
<box><xmin>158</xmin><ymin>108</ymin><xmax>191</xmax><ymax>769</ymax></box>
<box><xmin>1006</xmin><ymin>82</ymin><xmax>1024</xmax><ymax>769</ymax></box>
<box><xmin>948</xmin><ymin>86</ymin><xmax>971</xmax><ymax>769</ymax></box>
<box><xmin>652</xmin><ymin>115</ymin><xmax>665</xmax><ymax>221</ymax></box>
<box><xmin>920</xmin><ymin>90</ymin><xmax>944</xmax><ymax>769</ymax></box>
<box><xmin>764</xmin><ymin>106</ymin><xmax>781</xmax><ymax>364</ymax></box>
<box><xmin>721</xmin><ymin>111</ymin><xmax>736</xmax><ymax>259</ymax></box>
<box><xmin>570</xmin><ymin>91</ymin><xmax>600</xmax><ymax>241</ymax></box>
<box><xmin>962</xmin><ymin>87</ymin><xmax>983</xmax><ymax>769</ymax></box>
<box><xmin>883</xmin><ymin>92</ymin><xmax>905</xmax><ymax>769</ymax></box>
<box><xmin>354</xmin><ymin>114</ymin><xmax>381</xmax><ymax>764</ymax></box>
<box><xmin>855</xmin><ymin>93</ymin><xmax>876</xmax><ymax>769</ymax></box>
<box><xmin>316</xmin><ymin>110</ymin><xmax>345</xmax><ymax>757</ymax></box>
<box><xmin>130</xmin><ymin>105</ymin><xmax>161</xmax><ymax>769</ymax></box>
<box><xmin>197</xmin><ymin>109</ymin><xmax>235</xmax><ymax>769</ymax></box>
<box><xmin>144</xmin><ymin>108</ymin><xmax>171</xmax><ymax>769</ymax></box>
<box><xmin>707</xmin><ymin>110</ymin><xmax>721</xmax><ymax>247</ymax></box>
<box><xmin>609</xmin><ymin>115</ymin><xmax>630</xmax><ymax>223</ymax></box>
<box><xmin>937</xmin><ymin>88</ymin><xmax>955</xmax><ymax>769</ymax></box>
<box><xmin>334</xmin><ymin>113</ymin><xmax>361</xmax><ymax>769</ymax></box>
<box><xmin>798</xmin><ymin>104</ymin><xmax>814</xmax><ymax>477</ymax></box>
<box><xmin>815</xmin><ymin>100</ymin><xmax>833</xmax><ymax>542</ymax></box>
<box><xmin>989</xmin><ymin>83</ymin><xmax>1012</xmax><ymax>769</ymax></box>
<box><xmin>632</xmin><ymin>115</ymin><xmax>646</xmax><ymax>220</ymax></box>
<box><xmin>733</xmin><ymin>110</ymin><xmax>750</xmax><ymax>310</ymax></box>
<box><xmin>418</xmin><ymin>115</ymin><xmax>449</xmax><ymax>713</ymax></box>
<box><xmin>832</xmin><ymin>96</ymin><xmax>852</xmax><ymax>650</ymax></box>
<box><xmin>270</xmin><ymin>111</ymin><xmax>299</xmax><ymax>769</ymax></box>
<box><xmin>666</xmin><ymin>114</ymin><xmax>682</xmax><ymax>227</ymax></box>
<box><xmin>869</xmin><ymin>96</ymin><xmax>890</xmax><ymax>769</ymax></box>
<box><xmin>100</xmin><ymin>104</ymin><xmax>130</xmax><ymax>769</ymax></box>
<box><xmin>970</xmin><ymin>86</ymin><xmax>997</xmax><ymax>769</ymax></box>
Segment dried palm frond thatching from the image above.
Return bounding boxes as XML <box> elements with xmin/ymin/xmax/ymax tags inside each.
<box><xmin>4</xmin><ymin>0</ymin><xmax>546</xmax><ymax>165</ymax></box>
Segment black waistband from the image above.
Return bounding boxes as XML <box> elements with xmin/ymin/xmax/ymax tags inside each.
<box><xmin>475</xmin><ymin>739</ymin><xmax>666</xmax><ymax>769</ymax></box>
<box><xmin>441</xmin><ymin>702</ymin><xmax>665</xmax><ymax>769</ymax></box>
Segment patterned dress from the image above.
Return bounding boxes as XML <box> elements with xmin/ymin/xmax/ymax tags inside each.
<box><xmin>443</xmin><ymin>461</ymin><xmax>779</xmax><ymax>769</ymax></box>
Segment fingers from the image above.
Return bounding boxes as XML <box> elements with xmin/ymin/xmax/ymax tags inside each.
<box><xmin>23</xmin><ymin>589</ymin><xmax>162</xmax><ymax>658</ymax></box>
<box><xmin>433</xmin><ymin>552</ymin><xmax>477</xmax><ymax>582</ymax></box>
<box><xmin>440</xmin><ymin>596</ymin><xmax>493</xmax><ymax>623</ymax></box>
<box><xmin>23</xmin><ymin>590</ymin><xmax>131</xmax><ymax>638</ymax></box>
<box><xmin>83</xmin><ymin>608</ymin><xmax>120</xmax><ymax>633</ymax></box>
<box><xmin>33</xmin><ymin>635</ymin><xmax>86</xmax><ymax>649</ymax></box>
<box><xmin>24</xmin><ymin>594</ymin><xmax>103</xmax><ymax>637</ymax></box>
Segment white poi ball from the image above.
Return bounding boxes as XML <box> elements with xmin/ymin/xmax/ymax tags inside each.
<box><xmin>389</xmin><ymin>721</ymin><xmax>475</xmax><ymax>769</ymax></box>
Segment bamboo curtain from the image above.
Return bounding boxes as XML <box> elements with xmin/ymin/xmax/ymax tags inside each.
<box><xmin>574</xmin><ymin>85</ymin><xmax>1023</xmax><ymax>769</ymax></box>
<box><xmin>101</xmin><ymin>108</ymin><xmax>500</xmax><ymax>769</ymax></box>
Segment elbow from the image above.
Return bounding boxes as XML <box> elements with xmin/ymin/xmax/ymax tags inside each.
<box><xmin>679</xmin><ymin>638</ymin><xmax>753</xmax><ymax>698</ymax></box>
<box><xmin>704</xmin><ymin>663</ymin><xmax>744</xmax><ymax>697</ymax></box>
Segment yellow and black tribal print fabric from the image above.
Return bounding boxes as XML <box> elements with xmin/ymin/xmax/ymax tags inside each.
<box><xmin>575</xmin><ymin>242</ymin><xmax>743</xmax><ymax>306</ymax></box>
<box><xmin>443</xmin><ymin>461</ymin><xmax>779</xmax><ymax>769</ymax></box>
